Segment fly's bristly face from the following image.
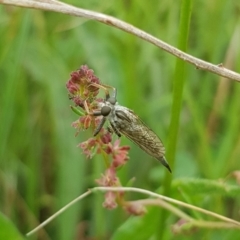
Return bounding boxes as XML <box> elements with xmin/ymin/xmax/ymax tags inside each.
<box><xmin>92</xmin><ymin>84</ymin><xmax>171</xmax><ymax>173</ymax></box>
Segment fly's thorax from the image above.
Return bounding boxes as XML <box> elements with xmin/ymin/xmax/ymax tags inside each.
<box><xmin>115</xmin><ymin>106</ymin><xmax>136</xmax><ymax>122</ymax></box>
<box><xmin>110</xmin><ymin>105</ymin><xmax>134</xmax><ymax>130</ymax></box>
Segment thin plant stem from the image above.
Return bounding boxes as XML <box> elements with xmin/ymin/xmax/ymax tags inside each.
<box><xmin>26</xmin><ymin>186</ymin><xmax>240</xmax><ymax>237</ymax></box>
<box><xmin>159</xmin><ymin>0</ymin><xmax>193</xmax><ymax>238</ymax></box>
<box><xmin>0</xmin><ymin>0</ymin><xmax>240</xmax><ymax>82</ymax></box>
<box><xmin>26</xmin><ymin>190</ymin><xmax>92</xmax><ymax>237</ymax></box>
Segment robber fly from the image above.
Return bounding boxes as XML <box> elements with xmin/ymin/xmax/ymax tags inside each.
<box><xmin>90</xmin><ymin>83</ymin><xmax>171</xmax><ymax>173</ymax></box>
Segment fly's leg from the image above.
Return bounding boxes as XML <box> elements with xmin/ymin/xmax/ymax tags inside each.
<box><xmin>110</xmin><ymin>120</ymin><xmax>121</xmax><ymax>137</ymax></box>
<box><xmin>83</xmin><ymin>100</ymin><xmax>107</xmax><ymax>136</ymax></box>
<box><xmin>93</xmin><ymin>117</ymin><xmax>107</xmax><ymax>136</ymax></box>
<box><xmin>107</xmin><ymin>124</ymin><xmax>121</xmax><ymax>137</ymax></box>
<box><xmin>107</xmin><ymin>126</ymin><xmax>113</xmax><ymax>134</ymax></box>
<box><xmin>83</xmin><ymin>83</ymin><xmax>118</xmax><ymax>137</ymax></box>
<box><xmin>89</xmin><ymin>82</ymin><xmax>117</xmax><ymax>103</ymax></box>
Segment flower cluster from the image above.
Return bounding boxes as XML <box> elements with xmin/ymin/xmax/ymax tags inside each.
<box><xmin>66</xmin><ymin>65</ymin><xmax>100</xmax><ymax>108</ymax></box>
<box><xmin>67</xmin><ymin>65</ymin><xmax>143</xmax><ymax>215</ymax></box>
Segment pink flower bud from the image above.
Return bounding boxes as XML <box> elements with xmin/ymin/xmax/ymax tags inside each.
<box><xmin>124</xmin><ymin>201</ymin><xmax>147</xmax><ymax>216</ymax></box>
<box><xmin>102</xmin><ymin>192</ymin><xmax>117</xmax><ymax>209</ymax></box>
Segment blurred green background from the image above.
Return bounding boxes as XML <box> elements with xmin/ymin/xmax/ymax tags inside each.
<box><xmin>0</xmin><ymin>0</ymin><xmax>240</xmax><ymax>239</ymax></box>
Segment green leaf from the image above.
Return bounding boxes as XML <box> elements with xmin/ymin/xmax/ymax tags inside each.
<box><xmin>173</xmin><ymin>178</ymin><xmax>240</xmax><ymax>197</ymax></box>
<box><xmin>111</xmin><ymin>207</ymin><xmax>165</xmax><ymax>240</ymax></box>
<box><xmin>71</xmin><ymin>105</ymin><xmax>85</xmax><ymax>116</ymax></box>
<box><xmin>0</xmin><ymin>212</ymin><xmax>25</xmax><ymax>240</ymax></box>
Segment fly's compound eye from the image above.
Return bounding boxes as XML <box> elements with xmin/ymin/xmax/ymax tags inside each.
<box><xmin>107</xmin><ymin>97</ymin><xmax>117</xmax><ymax>105</ymax></box>
<box><xmin>101</xmin><ymin>106</ymin><xmax>111</xmax><ymax>116</ymax></box>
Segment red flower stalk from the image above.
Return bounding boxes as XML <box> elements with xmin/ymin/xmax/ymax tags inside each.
<box><xmin>67</xmin><ymin>65</ymin><xmax>132</xmax><ymax>211</ymax></box>
<box><xmin>104</xmin><ymin>139</ymin><xmax>130</xmax><ymax>168</ymax></box>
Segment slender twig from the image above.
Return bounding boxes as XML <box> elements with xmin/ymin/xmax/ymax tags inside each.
<box><xmin>130</xmin><ymin>199</ymin><xmax>240</xmax><ymax>230</ymax></box>
<box><xmin>133</xmin><ymin>198</ymin><xmax>194</xmax><ymax>221</ymax></box>
<box><xmin>92</xmin><ymin>187</ymin><xmax>240</xmax><ymax>227</ymax></box>
<box><xmin>1</xmin><ymin>0</ymin><xmax>240</xmax><ymax>82</ymax></box>
<box><xmin>26</xmin><ymin>186</ymin><xmax>240</xmax><ymax>237</ymax></box>
<box><xmin>26</xmin><ymin>190</ymin><xmax>92</xmax><ymax>237</ymax></box>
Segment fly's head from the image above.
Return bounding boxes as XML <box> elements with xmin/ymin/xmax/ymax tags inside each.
<box><xmin>93</xmin><ymin>86</ymin><xmax>118</xmax><ymax>136</ymax></box>
<box><xmin>100</xmin><ymin>105</ymin><xmax>112</xmax><ymax>117</ymax></box>
<box><xmin>99</xmin><ymin>87</ymin><xmax>118</xmax><ymax>117</ymax></box>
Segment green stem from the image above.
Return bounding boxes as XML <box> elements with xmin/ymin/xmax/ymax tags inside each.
<box><xmin>158</xmin><ymin>0</ymin><xmax>193</xmax><ymax>238</ymax></box>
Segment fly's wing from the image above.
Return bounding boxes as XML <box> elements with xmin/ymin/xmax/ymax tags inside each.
<box><xmin>115</xmin><ymin>107</ymin><xmax>171</xmax><ymax>172</ymax></box>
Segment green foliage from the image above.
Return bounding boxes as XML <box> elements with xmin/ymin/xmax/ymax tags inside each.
<box><xmin>0</xmin><ymin>0</ymin><xmax>240</xmax><ymax>240</ymax></box>
<box><xmin>111</xmin><ymin>208</ymin><xmax>160</xmax><ymax>240</ymax></box>
<box><xmin>173</xmin><ymin>178</ymin><xmax>240</xmax><ymax>198</ymax></box>
<box><xmin>0</xmin><ymin>213</ymin><xmax>25</xmax><ymax>240</ymax></box>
